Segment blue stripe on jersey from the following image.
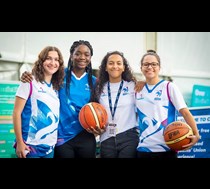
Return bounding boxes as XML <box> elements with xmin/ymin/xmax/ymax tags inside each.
<box><xmin>21</xmin><ymin>97</ymin><xmax>32</xmax><ymax>140</ymax></box>
<box><xmin>29</xmin><ymin>100</ymin><xmax>58</xmax><ymax>134</ymax></box>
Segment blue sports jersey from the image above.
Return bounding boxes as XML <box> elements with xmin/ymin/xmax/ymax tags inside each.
<box><xmin>56</xmin><ymin>70</ymin><xmax>97</xmax><ymax>146</ymax></box>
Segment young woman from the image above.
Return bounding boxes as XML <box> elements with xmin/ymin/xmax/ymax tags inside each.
<box><xmin>13</xmin><ymin>46</ymin><xmax>65</xmax><ymax>158</ymax></box>
<box><xmin>54</xmin><ymin>40</ymin><xmax>98</xmax><ymax>158</ymax></box>
<box><xmin>94</xmin><ymin>51</ymin><xmax>139</xmax><ymax>158</ymax></box>
<box><xmin>135</xmin><ymin>50</ymin><xmax>200</xmax><ymax>158</ymax></box>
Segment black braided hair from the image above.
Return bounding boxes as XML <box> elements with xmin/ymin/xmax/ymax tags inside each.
<box><xmin>65</xmin><ymin>40</ymin><xmax>96</xmax><ymax>102</ymax></box>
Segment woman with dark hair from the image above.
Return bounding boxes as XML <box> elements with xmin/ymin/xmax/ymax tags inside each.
<box><xmin>54</xmin><ymin>40</ymin><xmax>98</xmax><ymax>158</ymax></box>
<box><xmin>94</xmin><ymin>51</ymin><xmax>139</xmax><ymax>158</ymax></box>
<box><xmin>13</xmin><ymin>46</ymin><xmax>65</xmax><ymax>158</ymax></box>
<box><xmin>136</xmin><ymin>50</ymin><xmax>200</xmax><ymax>158</ymax></box>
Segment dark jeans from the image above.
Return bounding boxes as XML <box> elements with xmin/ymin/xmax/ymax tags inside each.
<box><xmin>137</xmin><ymin>151</ymin><xmax>177</xmax><ymax>158</ymax></box>
<box><xmin>54</xmin><ymin>130</ymin><xmax>96</xmax><ymax>158</ymax></box>
<box><xmin>100</xmin><ymin>127</ymin><xmax>139</xmax><ymax>158</ymax></box>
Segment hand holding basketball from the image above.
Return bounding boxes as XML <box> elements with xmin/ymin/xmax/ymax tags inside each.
<box><xmin>163</xmin><ymin>121</ymin><xmax>193</xmax><ymax>151</ymax></box>
<box><xmin>86</xmin><ymin>126</ymin><xmax>106</xmax><ymax>135</ymax></box>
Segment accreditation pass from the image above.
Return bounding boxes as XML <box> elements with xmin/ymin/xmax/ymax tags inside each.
<box><xmin>108</xmin><ymin>123</ymin><xmax>117</xmax><ymax>137</ymax></box>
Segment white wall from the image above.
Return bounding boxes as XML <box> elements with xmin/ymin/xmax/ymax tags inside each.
<box><xmin>157</xmin><ymin>32</ymin><xmax>210</xmax><ymax>78</ymax></box>
<box><xmin>0</xmin><ymin>32</ymin><xmax>145</xmax><ymax>71</ymax></box>
<box><xmin>157</xmin><ymin>32</ymin><xmax>210</xmax><ymax>106</ymax></box>
<box><xmin>1</xmin><ymin>32</ymin><xmax>210</xmax><ymax>106</ymax></box>
<box><xmin>0</xmin><ymin>32</ymin><xmax>25</xmax><ymax>62</ymax></box>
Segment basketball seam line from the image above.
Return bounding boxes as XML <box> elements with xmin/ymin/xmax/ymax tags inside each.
<box><xmin>88</xmin><ymin>103</ymin><xmax>100</xmax><ymax>128</ymax></box>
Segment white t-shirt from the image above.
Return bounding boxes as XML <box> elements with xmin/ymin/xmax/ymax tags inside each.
<box><xmin>99</xmin><ymin>80</ymin><xmax>137</xmax><ymax>143</ymax></box>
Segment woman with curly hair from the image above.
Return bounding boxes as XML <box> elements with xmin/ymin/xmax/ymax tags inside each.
<box><xmin>94</xmin><ymin>51</ymin><xmax>139</xmax><ymax>158</ymax></box>
<box><xmin>13</xmin><ymin>46</ymin><xmax>65</xmax><ymax>158</ymax></box>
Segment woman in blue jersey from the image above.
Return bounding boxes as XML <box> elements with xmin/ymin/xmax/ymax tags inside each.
<box><xmin>135</xmin><ymin>50</ymin><xmax>200</xmax><ymax>158</ymax></box>
<box><xmin>92</xmin><ymin>51</ymin><xmax>139</xmax><ymax>158</ymax></box>
<box><xmin>54</xmin><ymin>40</ymin><xmax>98</xmax><ymax>158</ymax></box>
<box><xmin>13</xmin><ymin>46</ymin><xmax>65</xmax><ymax>158</ymax></box>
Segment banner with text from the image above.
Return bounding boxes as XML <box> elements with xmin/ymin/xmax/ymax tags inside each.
<box><xmin>177</xmin><ymin>106</ymin><xmax>210</xmax><ymax>158</ymax></box>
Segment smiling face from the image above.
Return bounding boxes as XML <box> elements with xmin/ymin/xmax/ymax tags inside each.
<box><xmin>43</xmin><ymin>51</ymin><xmax>60</xmax><ymax>76</ymax></box>
<box><xmin>71</xmin><ymin>44</ymin><xmax>92</xmax><ymax>72</ymax></box>
<box><xmin>141</xmin><ymin>54</ymin><xmax>160</xmax><ymax>84</ymax></box>
<box><xmin>106</xmin><ymin>54</ymin><xmax>125</xmax><ymax>83</ymax></box>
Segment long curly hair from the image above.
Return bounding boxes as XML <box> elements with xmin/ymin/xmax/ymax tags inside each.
<box><xmin>32</xmin><ymin>46</ymin><xmax>65</xmax><ymax>91</ymax></box>
<box><xmin>96</xmin><ymin>51</ymin><xmax>136</xmax><ymax>101</ymax></box>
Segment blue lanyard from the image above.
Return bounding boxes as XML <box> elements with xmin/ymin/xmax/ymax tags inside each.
<box><xmin>107</xmin><ymin>80</ymin><xmax>124</xmax><ymax>121</ymax></box>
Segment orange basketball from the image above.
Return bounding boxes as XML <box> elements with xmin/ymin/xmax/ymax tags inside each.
<box><xmin>163</xmin><ymin>121</ymin><xmax>193</xmax><ymax>151</ymax></box>
<box><xmin>79</xmin><ymin>102</ymin><xmax>108</xmax><ymax>130</ymax></box>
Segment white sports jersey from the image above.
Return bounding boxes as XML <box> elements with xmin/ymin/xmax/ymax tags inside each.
<box><xmin>135</xmin><ymin>80</ymin><xmax>187</xmax><ymax>152</ymax></box>
<box><xmin>15</xmin><ymin>79</ymin><xmax>60</xmax><ymax>156</ymax></box>
<box><xmin>99</xmin><ymin>80</ymin><xmax>137</xmax><ymax>143</ymax></box>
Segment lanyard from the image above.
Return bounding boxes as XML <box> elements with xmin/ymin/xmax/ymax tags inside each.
<box><xmin>107</xmin><ymin>80</ymin><xmax>124</xmax><ymax>121</ymax></box>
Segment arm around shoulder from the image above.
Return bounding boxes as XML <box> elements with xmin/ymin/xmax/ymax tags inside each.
<box><xmin>20</xmin><ymin>71</ymin><xmax>33</xmax><ymax>83</ymax></box>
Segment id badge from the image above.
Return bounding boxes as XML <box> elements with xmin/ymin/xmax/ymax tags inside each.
<box><xmin>107</xmin><ymin>123</ymin><xmax>117</xmax><ymax>137</ymax></box>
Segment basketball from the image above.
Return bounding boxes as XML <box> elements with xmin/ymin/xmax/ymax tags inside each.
<box><xmin>163</xmin><ymin>121</ymin><xmax>193</xmax><ymax>151</ymax></box>
<box><xmin>79</xmin><ymin>102</ymin><xmax>108</xmax><ymax>130</ymax></box>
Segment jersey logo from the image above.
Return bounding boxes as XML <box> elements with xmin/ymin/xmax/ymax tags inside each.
<box><xmin>38</xmin><ymin>87</ymin><xmax>46</xmax><ymax>93</ymax></box>
<box><xmin>122</xmin><ymin>86</ymin><xmax>129</xmax><ymax>95</ymax></box>
<box><xmin>156</xmin><ymin>90</ymin><xmax>162</xmax><ymax>97</ymax></box>
<box><xmin>154</xmin><ymin>90</ymin><xmax>162</xmax><ymax>101</ymax></box>
<box><xmin>85</xmin><ymin>84</ymin><xmax>90</xmax><ymax>91</ymax></box>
